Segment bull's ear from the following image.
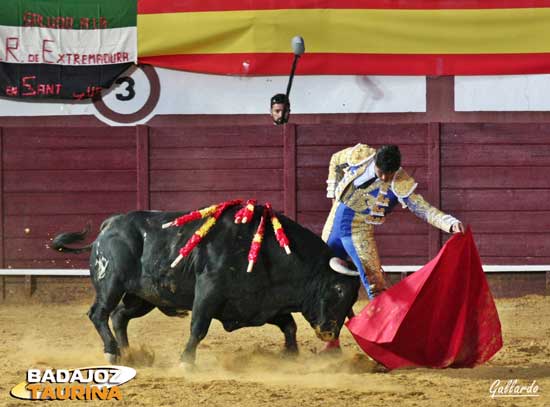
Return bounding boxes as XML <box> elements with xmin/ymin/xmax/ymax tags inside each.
<box><xmin>329</xmin><ymin>258</ymin><xmax>359</xmax><ymax>277</ymax></box>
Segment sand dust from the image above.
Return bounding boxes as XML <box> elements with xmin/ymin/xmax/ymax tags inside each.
<box><xmin>1</xmin><ymin>296</ymin><xmax>549</xmax><ymax>406</ymax></box>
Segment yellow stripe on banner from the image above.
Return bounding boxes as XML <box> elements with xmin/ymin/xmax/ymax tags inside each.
<box><xmin>138</xmin><ymin>8</ymin><xmax>550</xmax><ymax>56</ymax></box>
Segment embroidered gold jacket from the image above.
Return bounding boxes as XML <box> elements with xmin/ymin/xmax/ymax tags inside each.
<box><xmin>326</xmin><ymin>144</ymin><xmax>458</xmax><ymax>232</ymax></box>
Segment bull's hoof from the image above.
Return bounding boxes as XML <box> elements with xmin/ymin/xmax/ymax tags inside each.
<box><xmin>104</xmin><ymin>352</ymin><xmax>119</xmax><ymax>364</ymax></box>
<box><xmin>178</xmin><ymin>360</ymin><xmax>196</xmax><ymax>373</ymax></box>
<box><xmin>282</xmin><ymin>347</ymin><xmax>299</xmax><ymax>358</ymax></box>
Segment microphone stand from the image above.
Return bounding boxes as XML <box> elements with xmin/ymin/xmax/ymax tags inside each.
<box><xmin>282</xmin><ymin>54</ymin><xmax>301</xmax><ymax>123</ymax></box>
<box><xmin>285</xmin><ymin>53</ymin><xmax>300</xmax><ymax>101</ymax></box>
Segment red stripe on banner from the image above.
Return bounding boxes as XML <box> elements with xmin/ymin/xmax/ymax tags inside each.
<box><xmin>138</xmin><ymin>0</ymin><xmax>550</xmax><ymax>13</ymax></box>
<box><xmin>138</xmin><ymin>53</ymin><xmax>550</xmax><ymax>76</ymax></box>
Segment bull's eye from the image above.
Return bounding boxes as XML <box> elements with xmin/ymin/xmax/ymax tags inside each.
<box><xmin>334</xmin><ymin>284</ymin><xmax>344</xmax><ymax>298</ymax></box>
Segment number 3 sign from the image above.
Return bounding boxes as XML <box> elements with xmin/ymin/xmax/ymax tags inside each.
<box><xmin>93</xmin><ymin>64</ymin><xmax>160</xmax><ymax>124</ymax></box>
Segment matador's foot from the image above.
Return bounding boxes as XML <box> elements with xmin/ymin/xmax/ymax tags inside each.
<box><xmin>319</xmin><ymin>339</ymin><xmax>342</xmax><ymax>354</ymax></box>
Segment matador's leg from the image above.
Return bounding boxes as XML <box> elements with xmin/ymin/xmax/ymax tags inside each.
<box><xmin>342</xmin><ymin>219</ymin><xmax>388</xmax><ymax>298</ymax></box>
<box><xmin>321</xmin><ymin>202</ymin><xmax>339</xmax><ymax>242</ymax></box>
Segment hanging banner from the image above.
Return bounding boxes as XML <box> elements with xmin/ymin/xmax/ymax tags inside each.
<box><xmin>0</xmin><ymin>0</ymin><xmax>137</xmax><ymax>99</ymax></box>
<box><xmin>137</xmin><ymin>0</ymin><xmax>550</xmax><ymax>76</ymax></box>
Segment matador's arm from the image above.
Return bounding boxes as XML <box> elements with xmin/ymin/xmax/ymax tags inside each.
<box><xmin>402</xmin><ymin>193</ymin><xmax>460</xmax><ymax>233</ymax></box>
<box><xmin>391</xmin><ymin>168</ymin><xmax>460</xmax><ymax>233</ymax></box>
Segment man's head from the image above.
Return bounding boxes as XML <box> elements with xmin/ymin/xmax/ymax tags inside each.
<box><xmin>375</xmin><ymin>144</ymin><xmax>401</xmax><ymax>182</ymax></box>
<box><xmin>270</xmin><ymin>93</ymin><xmax>290</xmax><ymax>125</ymax></box>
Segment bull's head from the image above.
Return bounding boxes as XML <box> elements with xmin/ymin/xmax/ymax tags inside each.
<box><xmin>305</xmin><ymin>258</ymin><xmax>360</xmax><ymax>341</ymax></box>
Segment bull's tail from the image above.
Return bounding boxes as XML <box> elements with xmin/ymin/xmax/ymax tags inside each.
<box><xmin>51</xmin><ymin>223</ymin><xmax>94</xmax><ymax>254</ymax></box>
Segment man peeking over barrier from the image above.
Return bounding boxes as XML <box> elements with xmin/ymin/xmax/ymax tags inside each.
<box><xmin>270</xmin><ymin>93</ymin><xmax>290</xmax><ymax>125</ymax></box>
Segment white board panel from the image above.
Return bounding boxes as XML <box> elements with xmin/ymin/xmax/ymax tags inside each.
<box><xmin>0</xmin><ymin>67</ymin><xmax>426</xmax><ymax>125</ymax></box>
<box><xmin>456</xmin><ymin>75</ymin><xmax>550</xmax><ymax>111</ymax></box>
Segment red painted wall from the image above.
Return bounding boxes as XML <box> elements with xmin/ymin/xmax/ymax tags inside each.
<box><xmin>148</xmin><ymin>126</ymin><xmax>284</xmax><ymax>211</ymax></box>
<box><xmin>1</xmin><ymin>123</ymin><xmax>548</xmax><ymax>272</ymax></box>
<box><xmin>441</xmin><ymin>123</ymin><xmax>550</xmax><ymax>265</ymax></box>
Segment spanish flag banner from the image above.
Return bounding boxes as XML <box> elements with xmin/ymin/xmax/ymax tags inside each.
<box><xmin>138</xmin><ymin>0</ymin><xmax>550</xmax><ymax>76</ymax></box>
<box><xmin>0</xmin><ymin>0</ymin><xmax>136</xmax><ymax>99</ymax></box>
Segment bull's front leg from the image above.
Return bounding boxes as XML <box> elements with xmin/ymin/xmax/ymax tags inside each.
<box><xmin>268</xmin><ymin>314</ymin><xmax>298</xmax><ymax>354</ymax></box>
<box><xmin>181</xmin><ymin>315</ymin><xmax>212</xmax><ymax>366</ymax></box>
<box><xmin>180</xmin><ymin>279</ymin><xmax>221</xmax><ymax>366</ymax></box>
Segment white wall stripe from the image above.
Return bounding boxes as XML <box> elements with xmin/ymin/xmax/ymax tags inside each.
<box><xmin>0</xmin><ymin>266</ymin><xmax>549</xmax><ymax>276</ymax></box>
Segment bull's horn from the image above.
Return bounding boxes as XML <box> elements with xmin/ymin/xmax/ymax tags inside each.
<box><xmin>329</xmin><ymin>257</ymin><xmax>360</xmax><ymax>277</ymax></box>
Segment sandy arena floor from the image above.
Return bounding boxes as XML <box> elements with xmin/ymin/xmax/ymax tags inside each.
<box><xmin>0</xmin><ymin>295</ymin><xmax>548</xmax><ymax>407</ymax></box>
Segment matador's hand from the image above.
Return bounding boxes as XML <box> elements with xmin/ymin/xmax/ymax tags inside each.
<box><xmin>451</xmin><ymin>222</ymin><xmax>465</xmax><ymax>234</ymax></box>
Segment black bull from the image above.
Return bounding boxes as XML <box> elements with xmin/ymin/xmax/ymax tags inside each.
<box><xmin>52</xmin><ymin>207</ymin><xmax>359</xmax><ymax>364</ymax></box>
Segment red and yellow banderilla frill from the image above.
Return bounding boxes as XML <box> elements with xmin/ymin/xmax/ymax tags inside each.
<box><xmin>247</xmin><ymin>206</ymin><xmax>267</xmax><ymax>273</ymax></box>
<box><xmin>164</xmin><ymin>199</ymin><xmax>243</xmax><ymax>268</ymax></box>
<box><xmin>234</xmin><ymin>199</ymin><xmax>256</xmax><ymax>224</ymax></box>
<box><xmin>164</xmin><ymin>200</ymin><xmax>291</xmax><ymax>272</ymax></box>
<box><xmin>161</xmin><ymin>202</ymin><xmax>226</xmax><ymax>229</ymax></box>
<box><xmin>265</xmin><ymin>203</ymin><xmax>291</xmax><ymax>255</ymax></box>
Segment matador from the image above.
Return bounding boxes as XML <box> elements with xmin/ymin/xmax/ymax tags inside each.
<box><xmin>322</xmin><ymin>144</ymin><xmax>464</xmax><ymax>303</ymax></box>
